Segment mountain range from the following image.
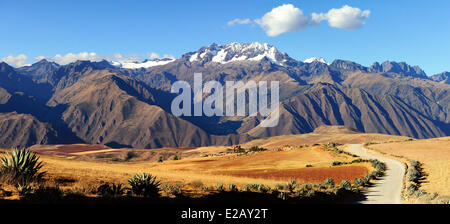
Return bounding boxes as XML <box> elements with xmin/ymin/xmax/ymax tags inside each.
<box><xmin>1</xmin><ymin>42</ymin><xmax>449</xmax><ymax>149</ymax></box>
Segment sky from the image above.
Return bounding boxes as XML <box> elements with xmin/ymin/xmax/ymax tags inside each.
<box><xmin>1</xmin><ymin>0</ymin><xmax>449</xmax><ymax>75</ymax></box>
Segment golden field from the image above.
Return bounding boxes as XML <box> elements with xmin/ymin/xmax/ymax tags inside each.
<box><xmin>0</xmin><ymin>127</ymin><xmax>416</xmax><ymax>200</ymax></box>
<box><xmin>369</xmin><ymin>137</ymin><xmax>450</xmax><ymax>198</ymax></box>
<box><xmin>21</xmin><ymin>145</ymin><xmax>372</xmax><ymax>191</ymax></box>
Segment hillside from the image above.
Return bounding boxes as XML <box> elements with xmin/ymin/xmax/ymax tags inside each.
<box><xmin>0</xmin><ymin>42</ymin><xmax>449</xmax><ymax>148</ymax></box>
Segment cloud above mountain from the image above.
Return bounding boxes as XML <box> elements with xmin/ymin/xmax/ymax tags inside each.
<box><xmin>35</xmin><ymin>52</ymin><xmax>176</xmax><ymax>65</ymax></box>
<box><xmin>229</xmin><ymin>4</ymin><xmax>371</xmax><ymax>36</ymax></box>
<box><xmin>1</xmin><ymin>54</ymin><xmax>29</xmax><ymax>67</ymax></box>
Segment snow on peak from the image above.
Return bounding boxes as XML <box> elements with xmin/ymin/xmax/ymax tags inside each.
<box><xmin>188</xmin><ymin>42</ymin><xmax>289</xmax><ymax>65</ymax></box>
<box><xmin>304</xmin><ymin>57</ymin><xmax>328</xmax><ymax>64</ymax></box>
<box><xmin>111</xmin><ymin>58</ymin><xmax>175</xmax><ymax>69</ymax></box>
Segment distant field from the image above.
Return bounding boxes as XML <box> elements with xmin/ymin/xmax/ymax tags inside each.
<box><xmin>370</xmin><ymin>137</ymin><xmax>450</xmax><ymax>197</ymax></box>
<box><xmin>0</xmin><ymin>143</ymin><xmax>374</xmax><ymax>193</ymax></box>
<box><xmin>239</xmin><ymin>127</ymin><xmax>411</xmax><ymax>150</ymax></box>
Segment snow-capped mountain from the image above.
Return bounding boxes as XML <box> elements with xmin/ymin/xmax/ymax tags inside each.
<box><xmin>111</xmin><ymin>58</ymin><xmax>175</xmax><ymax>69</ymax></box>
<box><xmin>304</xmin><ymin>57</ymin><xmax>328</xmax><ymax>64</ymax></box>
<box><xmin>186</xmin><ymin>42</ymin><xmax>293</xmax><ymax>66</ymax></box>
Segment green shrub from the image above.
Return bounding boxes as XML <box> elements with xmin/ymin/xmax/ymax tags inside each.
<box><xmin>407</xmin><ymin>184</ymin><xmax>417</xmax><ymax>195</ymax></box>
<box><xmin>97</xmin><ymin>183</ymin><xmax>125</xmax><ymax>197</ymax></box>
<box><xmin>324</xmin><ymin>178</ymin><xmax>335</xmax><ymax>187</ymax></box>
<box><xmin>158</xmin><ymin>156</ymin><xmax>163</xmax><ymax>163</ymax></box>
<box><xmin>286</xmin><ymin>180</ymin><xmax>298</xmax><ymax>193</ymax></box>
<box><xmin>127</xmin><ymin>173</ymin><xmax>160</xmax><ymax>197</ymax></box>
<box><xmin>257</xmin><ymin>184</ymin><xmax>269</xmax><ymax>193</ymax></box>
<box><xmin>408</xmin><ymin>168</ymin><xmax>419</xmax><ymax>182</ymax></box>
<box><xmin>168</xmin><ymin>185</ymin><xmax>183</xmax><ymax>196</ymax></box>
<box><xmin>173</xmin><ymin>154</ymin><xmax>180</xmax><ymax>160</ymax></box>
<box><xmin>415</xmin><ymin>189</ymin><xmax>427</xmax><ymax>197</ymax></box>
<box><xmin>305</xmin><ymin>164</ymin><xmax>313</xmax><ymax>168</ymax></box>
<box><xmin>248</xmin><ymin>146</ymin><xmax>267</xmax><ymax>152</ymax></box>
<box><xmin>23</xmin><ymin>185</ymin><xmax>62</xmax><ymax>200</ymax></box>
<box><xmin>332</xmin><ymin>161</ymin><xmax>342</xmax><ymax>166</ymax></box>
<box><xmin>354</xmin><ymin>178</ymin><xmax>364</xmax><ymax>187</ymax></box>
<box><xmin>0</xmin><ymin>148</ymin><xmax>46</xmax><ymax>188</ymax></box>
<box><xmin>340</xmin><ymin>180</ymin><xmax>351</xmax><ymax>190</ymax></box>
<box><xmin>216</xmin><ymin>183</ymin><xmax>224</xmax><ymax>191</ymax></box>
<box><xmin>300</xmin><ymin>184</ymin><xmax>311</xmax><ymax>191</ymax></box>
<box><xmin>228</xmin><ymin>184</ymin><xmax>237</xmax><ymax>192</ymax></box>
<box><xmin>274</xmin><ymin>183</ymin><xmax>285</xmax><ymax>191</ymax></box>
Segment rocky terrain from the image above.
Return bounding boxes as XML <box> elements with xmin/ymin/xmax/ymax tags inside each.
<box><xmin>1</xmin><ymin>42</ymin><xmax>449</xmax><ymax>148</ymax></box>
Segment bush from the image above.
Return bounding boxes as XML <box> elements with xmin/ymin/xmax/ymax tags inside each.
<box><xmin>22</xmin><ymin>185</ymin><xmax>63</xmax><ymax>201</ymax></box>
<box><xmin>173</xmin><ymin>154</ymin><xmax>180</xmax><ymax>160</ymax></box>
<box><xmin>340</xmin><ymin>180</ymin><xmax>351</xmax><ymax>190</ymax></box>
<box><xmin>216</xmin><ymin>183</ymin><xmax>224</xmax><ymax>191</ymax></box>
<box><xmin>354</xmin><ymin>178</ymin><xmax>364</xmax><ymax>187</ymax></box>
<box><xmin>248</xmin><ymin>146</ymin><xmax>267</xmax><ymax>152</ymax></box>
<box><xmin>0</xmin><ymin>148</ymin><xmax>46</xmax><ymax>188</ymax></box>
<box><xmin>125</xmin><ymin>151</ymin><xmax>138</xmax><ymax>161</ymax></box>
<box><xmin>97</xmin><ymin>183</ymin><xmax>125</xmax><ymax>197</ymax></box>
<box><xmin>286</xmin><ymin>180</ymin><xmax>298</xmax><ymax>193</ymax></box>
<box><xmin>415</xmin><ymin>189</ymin><xmax>427</xmax><ymax>197</ymax></box>
<box><xmin>228</xmin><ymin>184</ymin><xmax>237</xmax><ymax>192</ymax></box>
<box><xmin>158</xmin><ymin>156</ymin><xmax>163</xmax><ymax>163</ymax></box>
<box><xmin>332</xmin><ymin>161</ymin><xmax>342</xmax><ymax>166</ymax></box>
<box><xmin>257</xmin><ymin>184</ymin><xmax>269</xmax><ymax>193</ymax></box>
<box><xmin>305</xmin><ymin>164</ymin><xmax>313</xmax><ymax>168</ymax></box>
<box><xmin>167</xmin><ymin>185</ymin><xmax>183</xmax><ymax>196</ymax></box>
<box><xmin>274</xmin><ymin>183</ymin><xmax>285</xmax><ymax>191</ymax></box>
<box><xmin>301</xmin><ymin>184</ymin><xmax>312</xmax><ymax>191</ymax></box>
<box><xmin>127</xmin><ymin>173</ymin><xmax>160</xmax><ymax>197</ymax></box>
<box><xmin>324</xmin><ymin>178</ymin><xmax>335</xmax><ymax>187</ymax></box>
<box><xmin>407</xmin><ymin>184</ymin><xmax>417</xmax><ymax>195</ymax></box>
<box><xmin>408</xmin><ymin>169</ymin><xmax>420</xmax><ymax>182</ymax></box>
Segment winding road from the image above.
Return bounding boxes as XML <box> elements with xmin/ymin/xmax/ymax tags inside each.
<box><xmin>347</xmin><ymin>144</ymin><xmax>405</xmax><ymax>204</ymax></box>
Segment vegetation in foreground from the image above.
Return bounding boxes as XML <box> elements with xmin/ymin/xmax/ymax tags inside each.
<box><xmin>0</xmin><ymin>147</ymin><xmax>393</xmax><ymax>204</ymax></box>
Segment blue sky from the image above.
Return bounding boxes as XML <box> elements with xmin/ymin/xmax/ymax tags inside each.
<box><xmin>1</xmin><ymin>0</ymin><xmax>449</xmax><ymax>75</ymax></box>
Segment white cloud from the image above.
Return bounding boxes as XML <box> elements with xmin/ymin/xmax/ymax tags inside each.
<box><xmin>314</xmin><ymin>5</ymin><xmax>371</xmax><ymax>30</ymax></box>
<box><xmin>36</xmin><ymin>52</ymin><xmax>104</xmax><ymax>65</ymax></box>
<box><xmin>255</xmin><ymin>4</ymin><xmax>309</xmax><ymax>37</ymax></box>
<box><xmin>227</xmin><ymin>18</ymin><xmax>252</xmax><ymax>26</ymax></box>
<box><xmin>35</xmin><ymin>52</ymin><xmax>177</xmax><ymax>65</ymax></box>
<box><xmin>1</xmin><ymin>54</ymin><xmax>29</xmax><ymax>67</ymax></box>
<box><xmin>242</xmin><ymin>4</ymin><xmax>370</xmax><ymax>36</ymax></box>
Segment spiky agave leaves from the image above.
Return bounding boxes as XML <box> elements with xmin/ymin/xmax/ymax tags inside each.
<box><xmin>127</xmin><ymin>173</ymin><xmax>161</xmax><ymax>197</ymax></box>
<box><xmin>0</xmin><ymin>148</ymin><xmax>46</xmax><ymax>187</ymax></box>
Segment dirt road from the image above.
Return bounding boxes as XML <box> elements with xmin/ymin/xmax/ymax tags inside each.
<box><xmin>347</xmin><ymin>144</ymin><xmax>405</xmax><ymax>204</ymax></box>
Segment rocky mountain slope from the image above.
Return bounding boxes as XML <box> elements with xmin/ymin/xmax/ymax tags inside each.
<box><xmin>0</xmin><ymin>42</ymin><xmax>449</xmax><ymax>148</ymax></box>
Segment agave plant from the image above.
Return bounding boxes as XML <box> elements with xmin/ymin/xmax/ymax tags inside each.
<box><xmin>286</xmin><ymin>180</ymin><xmax>298</xmax><ymax>193</ymax></box>
<box><xmin>0</xmin><ymin>148</ymin><xmax>46</xmax><ymax>187</ymax></box>
<box><xmin>97</xmin><ymin>183</ymin><xmax>125</xmax><ymax>197</ymax></box>
<box><xmin>127</xmin><ymin>173</ymin><xmax>161</xmax><ymax>197</ymax></box>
